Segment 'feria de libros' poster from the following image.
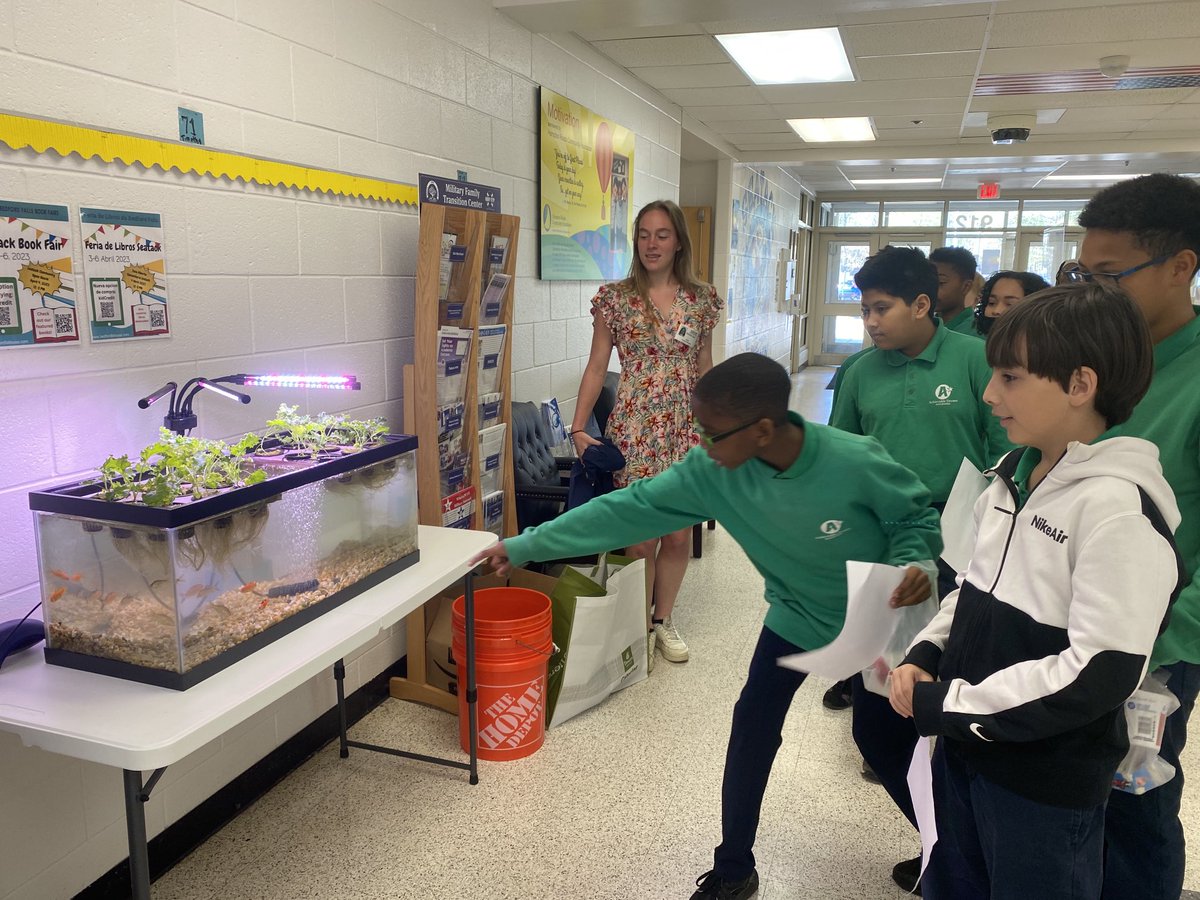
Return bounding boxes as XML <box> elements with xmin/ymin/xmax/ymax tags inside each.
<box><xmin>80</xmin><ymin>207</ymin><xmax>170</xmax><ymax>342</ymax></box>
<box><xmin>539</xmin><ymin>88</ymin><xmax>635</xmax><ymax>281</ymax></box>
<box><xmin>0</xmin><ymin>199</ymin><xmax>79</xmax><ymax>348</ymax></box>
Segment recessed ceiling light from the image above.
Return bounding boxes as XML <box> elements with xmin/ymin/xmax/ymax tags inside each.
<box><xmin>716</xmin><ymin>28</ymin><xmax>854</xmax><ymax>85</ymax></box>
<box><xmin>788</xmin><ymin>117</ymin><xmax>876</xmax><ymax>142</ymax></box>
<box><xmin>850</xmin><ymin>177</ymin><xmax>943</xmax><ymax>185</ymax></box>
<box><xmin>1042</xmin><ymin>174</ymin><xmax>1140</xmax><ymax>181</ymax></box>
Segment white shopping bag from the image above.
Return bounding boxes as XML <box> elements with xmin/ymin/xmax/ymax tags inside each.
<box><xmin>547</xmin><ymin>555</ymin><xmax>648</xmax><ymax>727</ymax></box>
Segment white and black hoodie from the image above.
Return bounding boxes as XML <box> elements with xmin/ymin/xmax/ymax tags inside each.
<box><xmin>905</xmin><ymin>436</ymin><xmax>1185</xmax><ymax>808</ymax></box>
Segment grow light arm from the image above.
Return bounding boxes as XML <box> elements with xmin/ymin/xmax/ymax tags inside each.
<box><xmin>137</xmin><ymin>382</ymin><xmax>177</xmax><ymax>410</ymax></box>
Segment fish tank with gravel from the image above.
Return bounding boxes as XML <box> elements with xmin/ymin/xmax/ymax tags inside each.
<box><xmin>28</xmin><ymin>428</ymin><xmax>419</xmax><ymax>689</ymax></box>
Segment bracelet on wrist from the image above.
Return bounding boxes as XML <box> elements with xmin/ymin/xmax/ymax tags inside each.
<box><xmin>569</xmin><ymin>429</ymin><xmax>585</xmax><ymax>436</ymax></box>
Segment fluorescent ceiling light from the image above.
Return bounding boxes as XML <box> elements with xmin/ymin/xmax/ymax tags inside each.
<box><xmin>1042</xmin><ymin>174</ymin><xmax>1139</xmax><ymax>181</ymax></box>
<box><xmin>850</xmin><ymin>177</ymin><xmax>942</xmax><ymax>185</ymax></box>
<box><xmin>789</xmin><ymin>117</ymin><xmax>875</xmax><ymax>142</ymax></box>
<box><xmin>716</xmin><ymin>28</ymin><xmax>854</xmax><ymax>84</ymax></box>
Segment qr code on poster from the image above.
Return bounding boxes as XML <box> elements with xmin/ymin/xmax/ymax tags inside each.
<box><xmin>148</xmin><ymin>307</ymin><xmax>166</xmax><ymax>329</ymax></box>
<box><xmin>54</xmin><ymin>312</ymin><xmax>74</xmax><ymax>336</ymax></box>
<box><xmin>0</xmin><ymin>306</ymin><xmax>11</xmax><ymax>327</ymax></box>
<box><xmin>99</xmin><ymin>301</ymin><xmax>115</xmax><ymax>319</ymax></box>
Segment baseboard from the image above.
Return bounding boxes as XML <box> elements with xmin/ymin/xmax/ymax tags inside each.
<box><xmin>74</xmin><ymin>657</ymin><xmax>409</xmax><ymax>899</ymax></box>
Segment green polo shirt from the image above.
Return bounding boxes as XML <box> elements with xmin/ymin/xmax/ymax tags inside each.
<box><xmin>1106</xmin><ymin>310</ymin><xmax>1200</xmax><ymax>668</ymax></box>
<box><xmin>943</xmin><ymin>307</ymin><xmax>981</xmax><ymax>337</ymax></box>
<box><xmin>505</xmin><ymin>415</ymin><xmax>942</xmax><ymax>652</ymax></box>
<box><xmin>829</xmin><ymin>324</ymin><xmax>1014</xmax><ymax>503</ymax></box>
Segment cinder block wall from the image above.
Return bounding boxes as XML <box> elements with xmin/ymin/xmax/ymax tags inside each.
<box><xmin>0</xmin><ymin>3</ymin><xmax>681</xmax><ymax>896</ymax></box>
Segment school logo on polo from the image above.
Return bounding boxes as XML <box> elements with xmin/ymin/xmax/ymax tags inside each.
<box><xmin>817</xmin><ymin>520</ymin><xmax>848</xmax><ymax>540</ymax></box>
<box><xmin>931</xmin><ymin>383</ymin><xmax>958</xmax><ymax>407</ymax></box>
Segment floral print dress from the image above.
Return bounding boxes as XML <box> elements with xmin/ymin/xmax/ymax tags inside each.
<box><xmin>592</xmin><ymin>281</ymin><xmax>724</xmax><ymax>488</ymax></box>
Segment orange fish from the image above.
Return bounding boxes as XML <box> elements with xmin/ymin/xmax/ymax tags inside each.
<box><xmin>49</xmin><ymin>587</ymin><xmax>66</xmax><ymax>602</ymax></box>
<box><xmin>240</xmin><ymin>582</ymin><xmax>257</xmax><ymax>593</ymax></box>
<box><xmin>50</xmin><ymin>568</ymin><xmax>70</xmax><ymax>580</ymax></box>
<box><xmin>102</xmin><ymin>592</ymin><xmax>121</xmax><ymax>607</ymax></box>
<box><xmin>259</xmin><ymin>598</ymin><xmax>269</xmax><ymax>609</ymax></box>
<box><xmin>70</xmin><ymin>572</ymin><xmax>83</xmax><ymax>581</ymax></box>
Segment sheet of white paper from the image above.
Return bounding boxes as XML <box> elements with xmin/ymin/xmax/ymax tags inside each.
<box><xmin>778</xmin><ymin>561</ymin><xmax>906</xmax><ymax>680</ymax></box>
<box><xmin>940</xmin><ymin>458</ymin><xmax>988</xmax><ymax>575</ymax></box>
<box><xmin>907</xmin><ymin>736</ymin><xmax>938</xmax><ymax>890</ymax></box>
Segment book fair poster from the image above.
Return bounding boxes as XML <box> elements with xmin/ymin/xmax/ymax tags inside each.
<box><xmin>80</xmin><ymin>207</ymin><xmax>170</xmax><ymax>342</ymax></box>
<box><xmin>0</xmin><ymin>200</ymin><xmax>79</xmax><ymax>348</ymax></box>
<box><xmin>539</xmin><ymin>87</ymin><xmax>635</xmax><ymax>281</ymax></box>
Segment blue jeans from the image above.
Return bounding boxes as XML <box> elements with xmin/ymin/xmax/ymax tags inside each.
<box><xmin>925</xmin><ymin>742</ymin><xmax>1106</xmax><ymax>900</ymax></box>
<box><xmin>713</xmin><ymin>626</ymin><xmax>808</xmax><ymax>880</ymax></box>
<box><xmin>1102</xmin><ymin>660</ymin><xmax>1200</xmax><ymax>900</ymax></box>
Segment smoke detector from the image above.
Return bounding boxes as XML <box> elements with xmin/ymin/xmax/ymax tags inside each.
<box><xmin>987</xmin><ymin>113</ymin><xmax>1036</xmax><ymax>144</ymax></box>
<box><xmin>1099</xmin><ymin>55</ymin><xmax>1131</xmax><ymax>78</ymax></box>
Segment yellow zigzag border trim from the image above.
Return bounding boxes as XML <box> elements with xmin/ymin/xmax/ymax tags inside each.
<box><xmin>0</xmin><ymin>113</ymin><xmax>419</xmax><ymax>206</ymax></box>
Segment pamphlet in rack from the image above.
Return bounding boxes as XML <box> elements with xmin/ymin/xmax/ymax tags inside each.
<box><xmin>483</xmin><ymin>490</ymin><xmax>504</xmax><ymax>537</ymax></box>
<box><xmin>436</xmin><ymin>326</ymin><xmax>472</xmax><ymax>406</ymax></box>
<box><xmin>478</xmin><ymin>391</ymin><xmax>502</xmax><ymax>430</ymax></box>
<box><xmin>478</xmin><ymin>272</ymin><xmax>511</xmax><ymax>325</ymax></box>
<box><xmin>442</xmin><ymin>485</ymin><xmax>476</xmax><ymax>529</ymax></box>
<box><xmin>477</xmin><ymin>324</ymin><xmax>507</xmax><ymax>396</ymax></box>
<box><xmin>478</xmin><ymin>423</ymin><xmax>507</xmax><ymax>496</ymax></box>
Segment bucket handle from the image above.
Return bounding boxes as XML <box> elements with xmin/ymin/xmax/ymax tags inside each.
<box><xmin>510</xmin><ymin>637</ymin><xmax>558</xmax><ymax>657</ymax></box>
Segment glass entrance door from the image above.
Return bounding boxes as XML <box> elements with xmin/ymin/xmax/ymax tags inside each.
<box><xmin>1019</xmin><ymin>228</ymin><xmax>1081</xmax><ymax>283</ymax></box>
<box><xmin>809</xmin><ymin>233</ymin><xmax>938</xmax><ymax>366</ymax></box>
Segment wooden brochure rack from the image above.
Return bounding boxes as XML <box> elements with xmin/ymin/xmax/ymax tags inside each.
<box><xmin>391</xmin><ymin>203</ymin><xmax>520</xmax><ymax>712</ymax></box>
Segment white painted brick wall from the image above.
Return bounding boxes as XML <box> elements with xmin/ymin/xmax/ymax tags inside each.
<box><xmin>0</xmin><ymin>3</ymin><xmax>684</xmax><ymax>897</ymax></box>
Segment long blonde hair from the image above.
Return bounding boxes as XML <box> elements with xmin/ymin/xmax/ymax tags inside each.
<box><xmin>624</xmin><ymin>201</ymin><xmax>703</xmax><ymax>317</ymax></box>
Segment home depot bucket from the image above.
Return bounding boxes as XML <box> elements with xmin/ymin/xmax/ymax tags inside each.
<box><xmin>452</xmin><ymin>587</ymin><xmax>553</xmax><ymax>761</ymax></box>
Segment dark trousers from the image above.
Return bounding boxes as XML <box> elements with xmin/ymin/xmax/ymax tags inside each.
<box><xmin>713</xmin><ymin>626</ymin><xmax>808</xmax><ymax>880</ymax></box>
<box><xmin>852</xmin><ymin>674</ymin><xmax>918</xmax><ymax>828</ymax></box>
<box><xmin>925</xmin><ymin>742</ymin><xmax>1106</xmax><ymax>900</ymax></box>
<box><xmin>1102</xmin><ymin>659</ymin><xmax>1200</xmax><ymax>900</ymax></box>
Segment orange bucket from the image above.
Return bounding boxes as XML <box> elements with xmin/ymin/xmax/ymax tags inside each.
<box><xmin>452</xmin><ymin>587</ymin><xmax>553</xmax><ymax>761</ymax></box>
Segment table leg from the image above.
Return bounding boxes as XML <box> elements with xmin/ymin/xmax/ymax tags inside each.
<box><xmin>123</xmin><ymin>769</ymin><xmax>152</xmax><ymax>900</ymax></box>
<box><xmin>334</xmin><ymin>658</ymin><xmax>349</xmax><ymax>758</ymax></box>
<box><xmin>464</xmin><ymin>570</ymin><xmax>478</xmax><ymax>785</ymax></box>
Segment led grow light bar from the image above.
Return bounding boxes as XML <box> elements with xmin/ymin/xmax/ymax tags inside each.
<box><xmin>225</xmin><ymin>374</ymin><xmax>361</xmax><ymax>390</ymax></box>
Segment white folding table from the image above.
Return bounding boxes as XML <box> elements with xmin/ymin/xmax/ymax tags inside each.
<box><xmin>0</xmin><ymin>525</ymin><xmax>494</xmax><ymax>900</ymax></box>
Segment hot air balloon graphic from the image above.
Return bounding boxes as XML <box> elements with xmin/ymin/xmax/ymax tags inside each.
<box><xmin>594</xmin><ymin>122</ymin><xmax>613</xmax><ymax>221</ymax></box>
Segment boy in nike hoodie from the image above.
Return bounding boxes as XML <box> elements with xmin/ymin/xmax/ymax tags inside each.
<box><xmin>890</xmin><ymin>282</ymin><xmax>1185</xmax><ymax>900</ymax></box>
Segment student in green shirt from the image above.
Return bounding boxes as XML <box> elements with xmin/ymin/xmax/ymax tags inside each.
<box><xmin>1071</xmin><ymin>173</ymin><xmax>1200</xmax><ymax>900</ymax></box>
<box><xmin>930</xmin><ymin>246</ymin><xmax>981</xmax><ymax>336</ymax></box>
<box><xmin>472</xmin><ymin>353</ymin><xmax>942</xmax><ymax>900</ymax></box>
<box><xmin>827</xmin><ymin>245</ymin><xmax>1013</xmax><ymax>893</ymax></box>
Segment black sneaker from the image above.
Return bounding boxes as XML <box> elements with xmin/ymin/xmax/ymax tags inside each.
<box><xmin>691</xmin><ymin>869</ymin><xmax>759</xmax><ymax>899</ymax></box>
<box><xmin>822</xmin><ymin>678</ymin><xmax>853</xmax><ymax>710</ymax></box>
<box><xmin>891</xmin><ymin>856</ymin><xmax>922</xmax><ymax>895</ymax></box>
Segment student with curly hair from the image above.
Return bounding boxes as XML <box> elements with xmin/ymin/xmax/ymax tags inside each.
<box><xmin>1072</xmin><ymin>172</ymin><xmax>1200</xmax><ymax>900</ymax></box>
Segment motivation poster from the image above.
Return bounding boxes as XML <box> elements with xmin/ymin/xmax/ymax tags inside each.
<box><xmin>80</xmin><ymin>207</ymin><xmax>170</xmax><ymax>342</ymax></box>
<box><xmin>539</xmin><ymin>88</ymin><xmax>635</xmax><ymax>281</ymax></box>
<box><xmin>0</xmin><ymin>200</ymin><xmax>79</xmax><ymax>348</ymax></box>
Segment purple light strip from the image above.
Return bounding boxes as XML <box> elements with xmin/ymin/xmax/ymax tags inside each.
<box><xmin>240</xmin><ymin>374</ymin><xmax>360</xmax><ymax>390</ymax></box>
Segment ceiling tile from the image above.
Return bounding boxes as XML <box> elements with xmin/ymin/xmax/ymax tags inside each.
<box><xmin>627</xmin><ymin>62</ymin><xmax>752</xmax><ymax>89</ymax></box>
<box><xmin>690</xmin><ymin>105</ymin><xmax>782</xmax><ymax>122</ymax></box>
<box><xmin>576</xmin><ymin>23</ymin><xmax>706</xmax><ymax>42</ymax></box>
<box><xmin>843</xmin><ymin>16</ymin><xmax>988</xmax><ymax>56</ymax></box>
<box><xmin>988</xmin><ymin>3</ymin><xmax>1200</xmax><ymax>48</ymax></box>
<box><xmin>855</xmin><ymin>51</ymin><xmax>980</xmax><ymax>81</ymax></box>
<box><xmin>660</xmin><ymin>85</ymin><xmax>765</xmax><ymax>106</ymax></box>
<box><xmin>771</xmin><ymin>98</ymin><xmax>968</xmax><ymax>117</ymax></box>
<box><xmin>872</xmin><ymin>114</ymin><xmax>964</xmax><ymax>130</ymax></box>
<box><xmin>711</xmin><ymin>120</ymin><xmax>795</xmax><ymax>135</ymax></box>
<box><xmin>763</xmin><ymin>76</ymin><xmax>973</xmax><ymax>104</ymax></box>
<box><xmin>982</xmin><ymin>38</ymin><xmax>1200</xmax><ymax>76</ymax></box>
<box><xmin>592</xmin><ymin>35</ymin><xmax>727</xmax><ymax>67</ymax></box>
<box><xmin>971</xmin><ymin>87</ymin><xmax>1197</xmax><ymax>111</ymax></box>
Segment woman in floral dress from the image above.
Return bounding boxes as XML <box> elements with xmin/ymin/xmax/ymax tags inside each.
<box><xmin>570</xmin><ymin>200</ymin><xmax>724</xmax><ymax>665</ymax></box>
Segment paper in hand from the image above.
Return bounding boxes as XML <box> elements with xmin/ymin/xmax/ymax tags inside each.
<box><xmin>907</xmin><ymin>736</ymin><xmax>938</xmax><ymax>890</ymax></box>
<box><xmin>940</xmin><ymin>458</ymin><xmax>988</xmax><ymax>575</ymax></box>
<box><xmin>777</xmin><ymin>561</ymin><xmax>907</xmax><ymax>681</ymax></box>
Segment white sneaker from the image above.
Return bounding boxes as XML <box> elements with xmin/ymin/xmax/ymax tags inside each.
<box><xmin>654</xmin><ymin>616</ymin><xmax>689</xmax><ymax>663</ymax></box>
<box><xmin>647</xmin><ymin>630</ymin><xmax>657</xmax><ymax>674</ymax></box>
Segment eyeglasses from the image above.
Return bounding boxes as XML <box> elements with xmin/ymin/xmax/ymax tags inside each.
<box><xmin>696</xmin><ymin>418</ymin><xmax>761</xmax><ymax>448</ymax></box>
<box><xmin>1062</xmin><ymin>254</ymin><xmax>1172</xmax><ymax>284</ymax></box>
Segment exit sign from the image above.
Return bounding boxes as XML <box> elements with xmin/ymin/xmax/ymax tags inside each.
<box><xmin>977</xmin><ymin>182</ymin><xmax>1000</xmax><ymax>200</ymax></box>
